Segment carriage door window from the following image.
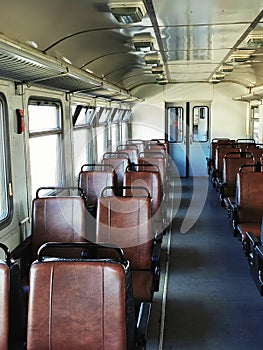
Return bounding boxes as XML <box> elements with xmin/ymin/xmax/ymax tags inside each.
<box><xmin>28</xmin><ymin>100</ymin><xmax>63</xmax><ymax>198</ymax></box>
<box><xmin>192</xmin><ymin>106</ymin><xmax>209</xmax><ymax>142</ymax></box>
<box><xmin>167</xmin><ymin>107</ymin><xmax>183</xmax><ymax>142</ymax></box>
<box><xmin>251</xmin><ymin>106</ymin><xmax>260</xmax><ymax>143</ymax></box>
<box><xmin>0</xmin><ymin>96</ymin><xmax>12</xmax><ymax>227</ymax></box>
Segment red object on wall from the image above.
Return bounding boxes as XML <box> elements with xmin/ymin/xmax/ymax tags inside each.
<box><xmin>16</xmin><ymin>109</ymin><xmax>24</xmax><ymax>134</ymax></box>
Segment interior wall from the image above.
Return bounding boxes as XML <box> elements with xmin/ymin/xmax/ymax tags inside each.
<box><xmin>132</xmin><ymin>82</ymin><xmax>249</xmax><ymax>141</ymax></box>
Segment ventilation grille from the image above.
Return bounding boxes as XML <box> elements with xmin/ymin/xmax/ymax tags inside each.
<box><xmin>0</xmin><ymin>40</ymin><xmax>138</xmax><ymax>102</ymax></box>
<box><xmin>0</xmin><ymin>50</ymin><xmax>65</xmax><ymax>82</ymax></box>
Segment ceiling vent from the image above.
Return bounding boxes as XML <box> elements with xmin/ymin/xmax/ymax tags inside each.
<box><xmin>246</xmin><ymin>32</ymin><xmax>263</xmax><ymax>48</ymax></box>
<box><xmin>144</xmin><ymin>53</ymin><xmax>161</xmax><ymax>65</ymax></box>
<box><xmin>132</xmin><ymin>33</ymin><xmax>155</xmax><ymax>51</ymax></box>
<box><xmin>108</xmin><ymin>0</ymin><xmax>147</xmax><ymax>24</ymax></box>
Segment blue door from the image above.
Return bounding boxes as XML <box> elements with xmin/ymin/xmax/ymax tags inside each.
<box><xmin>165</xmin><ymin>101</ymin><xmax>210</xmax><ymax>177</ymax></box>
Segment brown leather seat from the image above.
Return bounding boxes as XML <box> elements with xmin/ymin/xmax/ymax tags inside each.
<box><xmin>96</xmin><ymin>193</ymin><xmax>160</xmax><ymax>307</ymax></box>
<box><xmin>102</xmin><ymin>152</ymin><xmax>130</xmax><ymax>195</ymax></box>
<box><xmin>0</xmin><ymin>259</ymin><xmax>8</xmax><ymax>350</ymax></box>
<box><xmin>12</xmin><ymin>190</ymin><xmax>87</xmax><ymax>278</ymax></box>
<box><xmin>213</xmin><ymin>144</ymin><xmax>240</xmax><ymax>187</ymax></box>
<box><xmin>138</xmin><ymin>152</ymin><xmax>167</xmax><ymax>194</ymax></box>
<box><xmin>0</xmin><ymin>243</ymin><xmax>26</xmax><ymax>350</ymax></box>
<box><xmin>221</xmin><ymin>152</ymin><xmax>254</xmax><ymax>208</ymax></box>
<box><xmin>27</xmin><ymin>244</ymin><xmax>136</xmax><ymax>350</ymax></box>
<box><xmin>123</xmin><ymin>165</ymin><xmax>164</xmax><ymax>238</ymax></box>
<box><xmin>234</xmin><ymin>172</ymin><xmax>263</xmax><ymax>245</ymax></box>
<box><xmin>116</xmin><ymin>144</ymin><xmax>139</xmax><ymax>165</ymax></box>
<box><xmin>78</xmin><ymin>163</ymin><xmax>116</xmax><ymax>216</ymax></box>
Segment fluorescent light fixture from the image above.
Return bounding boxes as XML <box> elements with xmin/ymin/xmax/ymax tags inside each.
<box><xmin>230</xmin><ymin>49</ymin><xmax>255</xmax><ymax>63</ymax></box>
<box><xmin>158</xmin><ymin>79</ymin><xmax>168</xmax><ymax>85</ymax></box>
<box><xmin>144</xmin><ymin>52</ymin><xmax>161</xmax><ymax>65</ymax></box>
<box><xmin>213</xmin><ymin>72</ymin><xmax>225</xmax><ymax>80</ymax></box>
<box><xmin>209</xmin><ymin>79</ymin><xmax>220</xmax><ymax>84</ymax></box>
<box><xmin>246</xmin><ymin>32</ymin><xmax>263</xmax><ymax>48</ymax></box>
<box><xmin>220</xmin><ymin>63</ymin><xmax>234</xmax><ymax>73</ymax></box>
<box><xmin>151</xmin><ymin>65</ymin><xmax>164</xmax><ymax>74</ymax></box>
<box><xmin>132</xmin><ymin>32</ymin><xmax>155</xmax><ymax>51</ymax></box>
<box><xmin>108</xmin><ymin>0</ymin><xmax>147</xmax><ymax>24</ymax></box>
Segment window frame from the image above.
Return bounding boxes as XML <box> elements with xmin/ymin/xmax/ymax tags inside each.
<box><xmin>0</xmin><ymin>93</ymin><xmax>13</xmax><ymax>229</ymax></box>
<box><xmin>28</xmin><ymin>98</ymin><xmax>64</xmax><ymax>198</ymax></box>
<box><xmin>72</xmin><ymin>103</ymin><xmax>94</xmax><ymax>176</ymax></box>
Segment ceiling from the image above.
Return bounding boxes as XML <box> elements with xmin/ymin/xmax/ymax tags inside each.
<box><xmin>0</xmin><ymin>0</ymin><xmax>262</xmax><ymax>100</ymax></box>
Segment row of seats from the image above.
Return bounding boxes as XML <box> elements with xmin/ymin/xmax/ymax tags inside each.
<box><xmin>207</xmin><ymin>138</ymin><xmax>263</xmax><ymax>296</ymax></box>
<box><xmin>2</xmin><ymin>138</ymin><xmax>171</xmax><ymax>349</ymax></box>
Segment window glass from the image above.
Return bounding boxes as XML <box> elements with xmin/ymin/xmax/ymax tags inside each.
<box><xmin>111</xmin><ymin>123</ymin><xmax>120</xmax><ymax>151</ymax></box>
<box><xmin>192</xmin><ymin>106</ymin><xmax>209</xmax><ymax>142</ymax></box>
<box><xmin>112</xmin><ymin>109</ymin><xmax>123</xmax><ymax>123</ymax></box>
<box><xmin>73</xmin><ymin>128</ymin><xmax>93</xmax><ymax>176</ymax></box>
<box><xmin>28</xmin><ymin>100</ymin><xmax>63</xmax><ymax>197</ymax></box>
<box><xmin>167</xmin><ymin>107</ymin><xmax>183</xmax><ymax>142</ymax></box>
<box><xmin>28</xmin><ymin>104</ymin><xmax>60</xmax><ymax>132</ymax></box>
<box><xmin>121</xmin><ymin>122</ymin><xmax>129</xmax><ymax>143</ymax></box>
<box><xmin>96</xmin><ymin>126</ymin><xmax>107</xmax><ymax>161</ymax></box>
<box><xmin>252</xmin><ymin>106</ymin><xmax>260</xmax><ymax>143</ymax></box>
<box><xmin>122</xmin><ymin>110</ymin><xmax>132</xmax><ymax>122</ymax></box>
<box><xmin>74</xmin><ymin>106</ymin><xmax>95</xmax><ymax>126</ymax></box>
<box><xmin>99</xmin><ymin>108</ymin><xmax>111</xmax><ymax>124</ymax></box>
<box><xmin>0</xmin><ymin>100</ymin><xmax>9</xmax><ymax>222</ymax></box>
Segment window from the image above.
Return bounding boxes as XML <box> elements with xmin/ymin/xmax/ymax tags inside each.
<box><xmin>0</xmin><ymin>96</ymin><xmax>12</xmax><ymax>227</ymax></box>
<box><xmin>167</xmin><ymin>107</ymin><xmax>183</xmax><ymax>142</ymax></box>
<box><xmin>252</xmin><ymin>106</ymin><xmax>260</xmax><ymax>143</ymax></box>
<box><xmin>192</xmin><ymin>106</ymin><xmax>209</xmax><ymax>142</ymax></box>
<box><xmin>72</xmin><ymin>104</ymin><xmax>94</xmax><ymax>176</ymax></box>
<box><xmin>28</xmin><ymin>100</ymin><xmax>63</xmax><ymax>197</ymax></box>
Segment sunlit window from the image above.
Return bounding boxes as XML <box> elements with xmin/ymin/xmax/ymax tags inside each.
<box><xmin>167</xmin><ymin>107</ymin><xmax>183</xmax><ymax>143</ymax></box>
<box><xmin>0</xmin><ymin>97</ymin><xmax>12</xmax><ymax>226</ymax></box>
<box><xmin>72</xmin><ymin>104</ymin><xmax>94</xmax><ymax>176</ymax></box>
<box><xmin>28</xmin><ymin>100</ymin><xmax>63</xmax><ymax>198</ymax></box>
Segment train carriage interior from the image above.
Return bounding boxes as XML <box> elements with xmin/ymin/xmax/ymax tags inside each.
<box><xmin>0</xmin><ymin>0</ymin><xmax>263</xmax><ymax>349</ymax></box>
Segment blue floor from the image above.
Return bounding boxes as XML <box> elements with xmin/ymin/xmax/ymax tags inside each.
<box><xmin>149</xmin><ymin>177</ymin><xmax>263</xmax><ymax>350</ymax></box>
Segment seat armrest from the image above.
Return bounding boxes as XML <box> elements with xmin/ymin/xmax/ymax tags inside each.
<box><xmin>11</xmin><ymin>236</ymin><xmax>32</xmax><ymax>277</ymax></box>
<box><xmin>219</xmin><ymin>183</ymin><xmax>225</xmax><ymax>196</ymax></box>
<box><xmin>12</xmin><ymin>236</ymin><xmax>32</xmax><ymax>260</ymax></box>
<box><xmin>229</xmin><ymin>202</ymin><xmax>239</xmax><ymax>231</ymax></box>
<box><xmin>151</xmin><ymin>239</ymin><xmax>161</xmax><ymax>291</ymax></box>
<box><xmin>136</xmin><ymin>302</ymin><xmax>151</xmax><ymax>348</ymax></box>
<box><xmin>255</xmin><ymin>245</ymin><xmax>263</xmax><ymax>260</ymax></box>
<box><xmin>246</xmin><ymin>231</ymin><xmax>261</xmax><ymax>247</ymax></box>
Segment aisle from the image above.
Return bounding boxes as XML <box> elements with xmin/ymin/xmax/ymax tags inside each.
<box><xmin>162</xmin><ymin>177</ymin><xmax>263</xmax><ymax>350</ymax></box>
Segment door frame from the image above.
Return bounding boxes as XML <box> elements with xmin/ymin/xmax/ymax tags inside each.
<box><xmin>165</xmin><ymin>100</ymin><xmax>211</xmax><ymax>177</ymax></box>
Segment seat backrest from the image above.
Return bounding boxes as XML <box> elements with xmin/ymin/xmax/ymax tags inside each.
<box><xmin>123</xmin><ymin>167</ymin><xmax>162</xmax><ymax>216</ymax></box>
<box><xmin>27</xmin><ymin>257</ymin><xmax>135</xmax><ymax>350</ymax></box>
<box><xmin>116</xmin><ymin>145</ymin><xmax>138</xmax><ymax>165</ymax></box>
<box><xmin>32</xmin><ymin>196</ymin><xmax>86</xmax><ymax>259</ymax></box>
<box><xmin>222</xmin><ymin>152</ymin><xmax>254</xmax><ymax>197</ymax></box>
<box><xmin>215</xmin><ymin>145</ymin><xmax>240</xmax><ymax>178</ymax></box>
<box><xmin>96</xmin><ymin>195</ymin><xmax>154</xmax><ymax>304</ymax></box>
<box><xmin>250</xmin><ymin>148</ymin><xmax>263</xmax><ymax>162</ymax></box>
<box><xmin>0</xmin><ymin>243</ymin><xmax>26</xmax><ymax>350</ymax></box>
<box><xmin>102</xmin><ymin>152</ymin><xmax>130</xmax><ymax>195</ymax></box>
<box><xmin>236</xmin><ymin>172</ymin><xmax>263</xmax><ymax>223</ymax></box>
<box><xmin>126</xmin><ymin>139</ymin><xmax>144</xmax><ymax>153</ymax></box>
<box><xmin>96</xmin><ymin>196</ymin><xmax>153</xmax><ymax>269</ymax></box>
<box><xmin>138</xmin><ymin>152</ymin><xmax>167</xmax><ymax>192</ymax></box>
<box><xmin>78</xmin><ymin>166</ymin><xmax>116</xmax><ymax>215</ymax></box>
<box><xmin>0</xmin><ymin>262</ymin><xmax>8</xmax><ymax>350</ymax></box>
